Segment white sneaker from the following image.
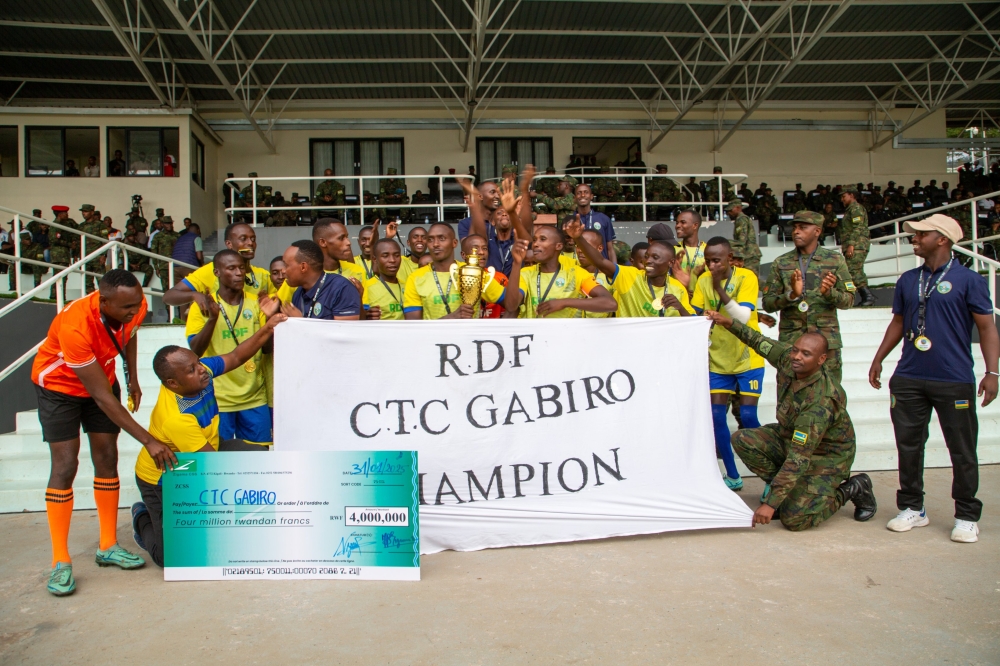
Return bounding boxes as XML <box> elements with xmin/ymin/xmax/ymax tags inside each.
<box><xmin>951</xmin><ymin>519</ymin><xmax>979</xmax><ymax>543</ymax></box>
<box><xmin>886</xmin><ymin>508</ymin><xmax>929</xmax><ymax>532</ymax></box>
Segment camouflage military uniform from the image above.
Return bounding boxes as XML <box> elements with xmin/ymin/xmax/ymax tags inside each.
<box><xmin>762</xmin><ymin>244</ymin><xmax>855</xmax><ymax>384</ymax></box>
<box><xmin>78</xmin><ymin>215</ymin><xmax>110</xmax><ymax>294</ymax></box>
<box><xmin>379</xmin><ymin>170</ymin><xmax>409</xmax><ymax>222</ymax></box>
<box><xmin>150</xmin><ymin>224</ymin><xmax>179</xmax><ymax>290</ymax></box>
<box><xmin>123</xmin><ymin>235</ymin><xmax>153</xmax><ymax>287</ymax></box>
<box><xmin>728</xmin><ymin>321</ymin><xmax>857</xmax><ymax>532</ymax></box>
<box><xmin>646</xmin><ymin>169</ymin><xmax>681</xmax><ymax>221</ymax></box>
<box><xmin>756</xmin><ymin>193</ymin><xmax>779</xmax><ymax>229</ymax></box>
<box><xmin>125</xmin><ymin>212</ymin><xmax>148</xmax><ymax>239</ymax></box>
<box><xmin>704</xmin><ymin>176</ymin><xmax>734</xmax><ymax>206</ymax></box>
<box><xmin>16</xmin><ymin>232</ymin><xmax>46</xmax><ymax>290</ymax></box>
<box><xmin>612</xmin><ymin>240</ymin><xmax>631</xmax><ymax>265</ymax></box>
<box><xmin>784</xmin><ymin>191</ymin><xmax>807</xmax><ymax>215</ymax></box>
<box><xmin>535</xmin><ymin>176</ymin><xmax>561</xmax><ymax>200</ymax></box>
<box><xmin>46</xmin><ymin>217</ymin><xmax>78</xmax><ymax>299</ymax></box>
<box><xmin>536</xmin><ymin>178</ymin><xmax>577</xmax><ymax>223</ymax></box>
<box><xmin>840</xmin><ymin>201</ymin><xmax>870</xmax><ymax>289</ymax></box>
<box><xmin>731</xmin><ymin>211</ymin><xmax>762</xmax><ymax>276</ymax></box>
<box><xmin>822</xmin><ymin>209</ymin><xmax>839</xmax><ymax>243</ymax></box>
<box><xmin>314</xmin><ymin>178</ymin><xmax>346</xmax><ymax>206</ymax></box>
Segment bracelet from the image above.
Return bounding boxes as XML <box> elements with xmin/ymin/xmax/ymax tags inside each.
<box><xmin>987</xmin><ymin>371</ymin><xmax>999</xmax><ymax>377</ymax></box>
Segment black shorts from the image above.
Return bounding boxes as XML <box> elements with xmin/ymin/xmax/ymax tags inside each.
<box><xmin>34</xmin><ymin>382</ymin><xmax>121</xmax><ymax>443</ymax></box>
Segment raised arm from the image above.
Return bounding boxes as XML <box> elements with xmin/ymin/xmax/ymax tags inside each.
<box><xmin>187</xmin><ymin>291</ymin><xmax>219</xmax><ymax>356</ymax></box>
<box><xmin>504</xmin><ymin>234</ymin><xmax>529</xmax><ymax>317</ymax></box>
<box><xmin>704</xmin><ymin>312</ymin><xmax>791</xmax><ymax>370</ymax></box>
<box><xmin>460</xmin><ymin>180</ymin><xmax>488</xmax><ymax>239</ymax></box>
<box><xmin>564</xmin><ymin>215</ymin><xmax>615</xmax><ymax>279</ymax></box>
<box><xmin>514</xmin><ymin>164</ymin><xmax>536</xmax><ymax>239</ymax></box>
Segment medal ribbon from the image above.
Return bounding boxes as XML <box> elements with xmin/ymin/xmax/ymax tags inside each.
<box><xmin>100</xmin><ymin>314</ymin><xmax>132</xmax><ymax>401</ymax></box>
<box><xmin>304</xmin><ymin>272</ymin><xmax>329</xmax><ymax>319</ymax></box>
<box><xmin>360</xmin><ymin>256</ymin><xmax>374</xmax><ymax>279</ymax></box>
<box><xmin>916</xmin><ymin>256</ymin><xmax>953</xmax><ymax>337</ymax></box>
<box><xmin>797</xmin><ymin>248</ymin><xmax>817</xmax><ymax>289</ymax></box>
<box><xmin>536</xmin><ymin>267</ymin><xmax>561</xmax><ymax>307</ymax></box>
<box><xmin>431</xmin><ymin>270</ymin><xmax>454</xmax><ymax>314</ymax></box>
<box><xmin>682</xmin><ymin>244</ymin><xmax>703</xmax><ymax>273</ymax></box>
<box><xmin>216</xmin><ymin>292</ymin><xmax>245</xmax><ymax>345</ymax></box>
<box><xmin>646</xmin><ymin>278</ymin><xmax>666</xmax><ymax>317</ymax></box>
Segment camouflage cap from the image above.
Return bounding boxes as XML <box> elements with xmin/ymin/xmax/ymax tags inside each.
<box><xmin>713</xmin><ymin>166</ymin><xmax>723</xmax><ymax>173</ymax></box>
<box><xmin>842</xmin><ymin>185</ymin><xmax>859</xmax><ymax>194</ymax></box>
<box><xmin>792</xmin><ymin>210</ymin><xmax>824</xmax><ymax>226</ymax></box>
<box><xmin>561</xmin><ymin>175</ymin><xmax>578</xmax><ymax>187</ymax></box>
<box><xmin>614</xmin><ymin>240</ymin><xmax>632</xmax><ymax>264</ymax></box>
<box><xmin>161</xmin><ymin>215</ymin><xmax>174</xmax><ymax>224</ymax></box>
<box><xmin>501</xmin><ymin>164</ymin><xmax>516</xmax><ymax>176</ymax></box>
<box><xmin>248</xmin><ymin>172</ymin><xmax>258</xmax><ymax>178</ymax></box>
<box><xmin>80</xmin><ymin>204</ymin><xmax>95</xmax><ymax>212</ymax></box>
<box><xmin>155</xmin><ymin>208</ymin><xmax>165</xmax><ymax>215</ymax></box>
<box><xmin>655</xmin><ymin>164</ymin><xmax>668</xmax><ymax>171</ymax></box>
<box><xmin>730</xmin><ymin>242</ymin><xmax>746</xmax><ymax>259</ymax></box>
<box><xmin>726</xmin><ymin>200</ymin><xmax>743</xmax><ymax>212</ymax></box>
<box><xmin>599</xmin><ymin>165</ymin><xmax>611</xmax><ymax>173</ymax></box>
<box><xmin>387</xmin><ymin>167</ymin><xmax>397</xmax><ymax>175</ymax></box>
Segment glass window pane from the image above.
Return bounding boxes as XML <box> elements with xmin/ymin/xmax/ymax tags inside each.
<box><xmin>0</xmin><ymin>127</ymin><xmax>17</xmax><ymax>177</ymax></box>
<box><xmin>495</xmin><ymin>140</ymin><xmax>512</xmax><ymax>174</ymax></box>
<box><xmin>128</xmin><ymin>129</ymin><xmax>161</xmax><ymax>176</ymax></box>
<box><xmin>191</xmin><ymin>134</ymin><xmax>204</xmax><ymax>188</ymax></box>
<box><xmin>163</xmin><ymin>128</ymin><xmax>179</xmax><ymax>177</ymax></box>
<box><xmin>108</xmin><ymin>128</ymin><xmax>126</xmax><ymax>176</ymax></box>
<box><xmin>28</xmin><ymin>128</ymin><xmax>63</xmax><ymax>176</ymax></box>
<box><xmin>334</xmin><ymin>141</ymin><xmax>355</xmax><ymax>195</ymax></box>
<box><xmin>359</xmin><ymin>140</ymin><xmax>380</xmax><ymax>194</ymax></box>
<box><xmin>478</xmin><ymin>141</ymin><xmax>496</xmax><ymax>182</ymax></box>
<box><xmin>534</xmin><ymin>140</ymin><xmax>551</xmax><ymax>171</ymax></box>
<box><xmin>382</xmin><ymin>140</ymin><xmax>402</xmax><ymax>174</ymax></box>
<box><xmin>516</xmin><ymin>140</ymin><xmax>532</xmax><ymax>168</ymax></box>
<box><xmin>312</xmin><ymin>140</ymin><xmax>332</xmax><ymax>176</ymax></box>
<box><xmin>64</xmin><ymin>128</ymin><xmax>98</xmax><ymax>178</ymax></box>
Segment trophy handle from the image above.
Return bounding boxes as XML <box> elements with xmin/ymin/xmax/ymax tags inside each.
<box><xmin>483</xmin><ymin>267</ymin><xmax>495</xmax><ymax>290</ymax></box>
<box><xmin>449</xmin><ymin>262</ymin><xmax>459</xmax><ymax>284</ymax></box>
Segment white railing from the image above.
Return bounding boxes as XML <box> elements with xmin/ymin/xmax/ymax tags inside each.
<box><xmin>865</xmin><ymin>189</ymin><xmax>1000</xmax><ymax>278</ymax></box>
<box><xmin>224</xmin><ymin>172</ymin><xmax>749</xmax><ymax>226</ymax></box>
<box><xmin>0</xmin><ymin>206</ymin><xmax>198</xmax><ymax>385</ymax></box>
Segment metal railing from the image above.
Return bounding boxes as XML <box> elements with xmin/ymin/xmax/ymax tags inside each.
<box><xmin>0</xmin><ymin>206</ymin><xmax>198</xmax><ymax>385</ymax></box>
<box><xmin>864</xmin><ymin>189</ymin><xmax>1000</xmax><ymax>279</ymax></box>
<box><xmin>224</xmin><ymin>172</ymin><xmax>749</xmax><ymax>226</ymax></box>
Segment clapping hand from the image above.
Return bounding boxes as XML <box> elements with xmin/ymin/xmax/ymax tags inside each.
<box><xmin>790</xmin><ymin>269</ymin><xmax>804</xmax><ymax>299</ymax></box>
<box><xmin>204</xmin><ymin>289</ymin><xmax>220</xmax><ymax>320</ymax></box>
<box><xmin>819</xmin><ymin>271</ymin><xmax>837</xmax><ymax>296</ymax></box>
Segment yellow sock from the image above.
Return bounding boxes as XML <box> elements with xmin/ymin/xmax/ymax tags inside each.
<box><xmin>93</xmin><ymin>477</ymin><xmax>120</xmax><ymax>551</ymax></box>
<box><xmin>45</xmin><ymin>488</ymin><xmax>74</xmax><ymax>567</ymax></box>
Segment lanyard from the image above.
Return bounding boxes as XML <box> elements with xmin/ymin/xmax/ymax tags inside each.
<box><xmin>536</xmin><ymin>267</ymin><xmax>561</xmax><ymax>306</ymax></box>
<box><xmin>100</xmin><ymin>314</ymin><xmax>132</xmax><ymax>397</ymax></box>
<box><xmin>431</xmin><ymin>270</ymin><xmax>454</xmax><ymax>314</ymax></box>
<box><xmin>304</xmin><ymin>273</ymin><xmax>329</xmax><ymax>319</ymax></box>
<box><xmin>243</xmin><ymin>263</ymin><xmax>258</xmax><ymax>289</ymax></box>
<box><xmin>216</xmin><ymin>292</ymin><xmax>245</xmax><ymax>345</ymax></box>
<box><xmin>377</xmin><ymin>276</ymin><xmax>402</xmax><ymax>307</ymax></box>
<box><xmin>646</xmin><ymin>278</ymin><xmax>668</xmax><ymax>317</ymax></box>
<box><xmin>917</xmin><ymin>257</ymin><xmax>953</xmax><ymax>335</ymax></box>
<box><xmin>359</xmin><ymin>256</ymin><xmax>374</xmax><ymax>279</ymax></box>
<box><xmin>797</xmin><ymin>249</ymin><xmax>817</xmax><ymax>285</ymax></box>
<box><xmin>682</xmin><ymin>244</ymin><xmax>703</xmax><ymax>272</ymax></box>
<box><xmin>709</xmin><ymin>270</ymin><xmax>734</xmax><ymax>310</ymax></box>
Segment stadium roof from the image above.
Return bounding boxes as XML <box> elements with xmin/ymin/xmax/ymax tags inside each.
<box><xmin>2</xmin><ymin>0</ymin><xmax>998</xmax><ymax>152</ymax></box>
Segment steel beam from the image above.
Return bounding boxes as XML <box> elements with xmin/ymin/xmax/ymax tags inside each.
<box><xmin>89</xmin><ymin>0</ymin><xmax>172</xmax><ymax>107</ymax></box>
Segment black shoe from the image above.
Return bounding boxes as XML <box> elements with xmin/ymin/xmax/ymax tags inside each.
<box><xmin>838</xmin><ymin>473</ymin><xmax>877</xmax><ymax>521</ymax></box>
<box><xmin>858</xmin><ymin>287</ymin><xmax>877</xmax><ymax>307</ymax></box>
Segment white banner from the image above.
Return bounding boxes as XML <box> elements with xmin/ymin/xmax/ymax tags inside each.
<box><xmin>274</xmin><ymin>317</ymin><xmax>753</xmax><ymax>554</ymax></box>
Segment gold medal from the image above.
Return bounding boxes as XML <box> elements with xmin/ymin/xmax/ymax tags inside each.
<box><xmin>127</xmin><ymin>395</ymin><xmax>135</xmax><ymax>411</ymax></box>
<box><xmin>914</xmin><ymin>336</ymin><xmax>932</xmax><ymax>352</ymax></box>
<box><xmin>651</xmin><ymin>297</ymin><xmax>663</xmax><ymax>311</ymax></box>
<box><xmin>244</xmin><ymin>360</ymin><xmax>256</xmax><ymax>372</ymax></box>
<box><xmin>798</xmin><ymin>300</ymin><xmax>809</xmax><ymax>312</ymax></box>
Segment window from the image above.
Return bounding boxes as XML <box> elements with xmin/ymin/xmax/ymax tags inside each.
<box><xmin>476</xmin><ymin>138</ymin><xmax>553</xmax><ymax>182</ymax></box>
<box><xmin>191</xmin><ymin>134</ymin><xmax>205</xmax><ymax>189</ymax></box>
<box><xmin>107</xmin><ymin>127</ymin><xmax>180</xmax><ymax>177</ymax></box>
<box><xmin>0</xmin><ymin>127</ymin><xmax>16</xmax><ymax>177</ymax></box>
<box><xmin>26</xmin><ymin>126</ymin><xmax>99</xmax><ymax>177</ymax></box>
<box><xmin>309</xmin><ymin>138</ymin><xmax>404</xmax><ymax>197</ymax></box>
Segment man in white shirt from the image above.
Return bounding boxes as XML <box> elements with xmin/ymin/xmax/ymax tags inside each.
<box><xmin>83</xmin><ymin>156</ymin><xmax>100</xmax><ymax>178</ymax></box>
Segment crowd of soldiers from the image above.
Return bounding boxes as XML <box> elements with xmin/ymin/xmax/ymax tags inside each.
<box><xmin>3</xmin><ymin>203</ymin><xmax>194</xmax><ymax>300</ymax></box>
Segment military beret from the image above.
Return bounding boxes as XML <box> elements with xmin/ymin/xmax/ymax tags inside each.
<box><xmin>387</xmin><ymin>167</ymin><xmax>397</xmax><ymax>175</ymax></box>
<box><xmin>655</xmin><ymin>164</ymin><xmax>668</xmax><ymax>171</ymax></box>
<box><xmin>792</xmin><ymin>210</ymin><xmax>824</xmax><ymax>226</ymax></box>
<box><xmin>52</xmin><ymin>205</ymin><xmax>70</xmax><ymax>213</ymax></box>
<box><xmin>561</xmin><ymin>175</ymin><xmax>578</xmax><ymax>187</ymax></box>
<box><xmin>80</xmin><ymin>204</ymin><xmax>95</xmax><ymax>212</ymax></box>
<box><xmin>842</xmin><ymin>185</ymin><xmax>859</xmax><ymax>194</ymax></box>
<box><xmin>726</xmin><ymin>200</ymin><xmax>743</xmax><ymax>212</ymax></box>
<box><xmin>155</xmin><ymin>208</ymin><xmax>165</xmax><ymax>215</ymax></box>
<box><xmin>248</xmin><ymin>172</ymin><xmax>258</xmax><ymax>177</ymax></box>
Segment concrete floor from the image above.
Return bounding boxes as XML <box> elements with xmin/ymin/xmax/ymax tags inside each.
<box><xmin>0</xmin><ymin>468</ymin><xmax>997</xmax><ymax>665</ymax></box>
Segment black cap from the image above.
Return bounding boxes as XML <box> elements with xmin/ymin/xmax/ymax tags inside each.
<box><xmin>646</xmin><ymin>222</ymin><xmax>676</xmax><ymax>244</ymax></box>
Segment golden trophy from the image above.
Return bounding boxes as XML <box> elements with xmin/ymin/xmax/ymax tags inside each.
<box><xmin>450</xmin><ymin>248</ymin><xmax>496</xmax><ymax>307</ymax></box>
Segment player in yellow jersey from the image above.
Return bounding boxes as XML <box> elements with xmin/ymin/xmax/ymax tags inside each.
<box><xmin>574</xmin><ymin>229</ymin><xmax>613</xmax><ymax>318</ymax></box>
<box><xmin>352</xmin><ymin>224</ymin><xmax>377</xmax><ymax>280</ymax></box>
<box><xmin>566</xmin><ymin>217</ymin><xmax>693</xmax><ymax>318</ymax></box>
<box><xmin>363</xmin><ymin>238</ymin><xmax>405</xmax><ymax>321</ymax></box>
<box><xmin>674</xmin><ymin>209</ymin><xmax>707</xmax><ymax>295</ymax></box>
<box><xmin>403</xmin><ymin>223</ymin><xmax>507</xmax><ymax>319</ymax></box>
<box><xmin>132</xmin><ymin>313</ymin><xmax>286</xmax><ymax>567</ymax></box>
<box><xmin>184</xmin><ymin>250</ymin><xmax>272</xmax><ymax>447</ymax></box>
<box><xmin>163</xmin><ymin>222</ymin><xmax>276</xmax><ymax>315</ymax></box>
<box><xmin>275</xmin><ymin>218</ymin><xmax>365</xmax><ymax>303</ymax></box>
<box><xmin>397</xmin><ymin>226</ymin><xmax>427</xmax><ymax>286</ymax></box>
<box><xmin>504</xmin><ymin>225</ymin><xmax>617</xmax><ymax>318</ymax></box>
<box><xmin>690</xmin><ymin>237</ymin><xmax>763</xmax><ymax>492</ymax></box>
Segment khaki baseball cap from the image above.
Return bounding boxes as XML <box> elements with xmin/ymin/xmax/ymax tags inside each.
<box><xmin>903</xmin><ymin>214</ymin><xmax>963</xmax><ymax>243</ymax></box>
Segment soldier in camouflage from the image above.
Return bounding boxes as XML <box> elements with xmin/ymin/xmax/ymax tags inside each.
<box><xmin>784</xmin><ymin>184</ymin><xmax>807</xmax><ymax>215</ymax></box>
<box><xmin>123</xmin><ymin>230</ymin><xmax>153</xmax><ymax>287</ymax></box>
<box><xmin>46</xmin><ymin>205</ymin><xmax>78</xmax><ymax>300</ymax></box>
<box><xmin>703</xmin><ymin>166</ymin><xmax>734</xmax><ymax>209</ymax></box>
<box><xmin>646</xmin><ymin>164</ymin><xmax>681</xmax><ymax>221</ymax></box>
<box><xmin>314</xmin><ymin>168</ymin><xmax>346</xmax><ymax>206</ymax></box>
<box><xmin>705</xmin><ymin>311</ymin><xmax>877</xmax><ymax>531</ymax></box>
<box><xmin>727</xmin><ymin>200</ymin><xmax>761</xmax><ymax>276</ymax></box>
<box><xmin>535</xmin><ymin>176</ymin><xmax>577</xmax><ymax>223</ymax></box>
<box><xmin>77</xmin><ymin>204</ymin><xmax>110</xmax><ymax>294</ymax></box>
<box><xmin>150</xmin><ymin>216</ymin><xmax>179</xmax><ymax>291</ymax></box>
<box><xmin>839</xmin><ymin>185</ymin><xmax>876</xmax><ymax>306</ymax></box>
<box><xmin>379</xmin><ymin>167</ymin><xmax>409</xmax><ymax>222</ymax></box>
<box><xmin>592</xmin><ymin>165</ymin><xmax>624</xmax><ymax>219</ymax></box>
<box><xmin>125</xmin><ymin>206</ymin><xmax>148</xmax><ymax>243</ymax></box>
<box><xmin>534</xmin><ymin>166</ymin><xmax>561</xmax><ymax>200</ymax></box>
<box><xmin>16</xmin><ymin>229</ymin><xmax>46</xmax><ymax>291</ymax></box>
<box><xmin>755</xmin><ymin>187</ymin><xmax>779</xmax><ymax>230</ymax></box>
<box><xmin>763</xmin><ymin>210</ymin><xmax>856</xmax><ymax>384</ymax></box>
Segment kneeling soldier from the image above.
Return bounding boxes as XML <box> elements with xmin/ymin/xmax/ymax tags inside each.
<box><xmin>705</xmin><ymin>310</ymin><xmax>878</xmax><ymax>531</ymax></box>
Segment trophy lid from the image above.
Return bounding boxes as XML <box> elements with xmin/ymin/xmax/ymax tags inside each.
<box><xmin>467</xmin><ymin>247</ymin><xmax>481</xmax><ymax>266</ymax></box>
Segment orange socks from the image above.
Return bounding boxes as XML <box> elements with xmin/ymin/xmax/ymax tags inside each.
<box><xmin>93</xmin><ymin>477</ymin><xmax>120</xmax><ymax>551</ymax></box>
<box><xmin>45</xmin><ymin>488</ymin><xmax>74</xmax><ymax>567</ymax></box>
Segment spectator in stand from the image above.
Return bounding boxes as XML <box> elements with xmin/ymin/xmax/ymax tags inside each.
<box><xmin>162</xmin><ymin>149</ymin><xmax>177</xmax><ymax>177</ymax></box>
<box><xmin>428</xmin><ymin>166</ymin><xmax>441</xmax><ymax>203</ymax></box>
<box><xmin>84</xmin><ymin>156</ymin><xmax>100</xmax><ymax>177</ymax></box>
<box><xmin>109</xmin><ymin>150</ymin><xmax>127</xmax><ymax>177</ymax></box>
<box><xmin>64</xmin><ymin>160</ymin><xmax>80</xmax><ymax>177</ymax></box>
